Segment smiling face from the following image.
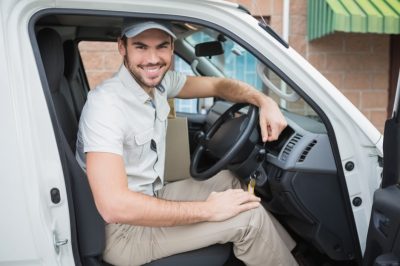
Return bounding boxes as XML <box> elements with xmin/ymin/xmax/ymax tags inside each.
<box><xmin>118</xmin><ymin>29</ymin><xmax>174</xmax><ymax>92</ymax></box>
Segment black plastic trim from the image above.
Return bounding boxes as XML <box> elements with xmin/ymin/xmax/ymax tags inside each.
<box><xmin>237</xmin><ymin>4</ymin><xmax>251</xmax><ymax>14</ymax></box>
<box><xmin>258</xmin><ymin>22</ymin><xmax>289</xmax><ymax>48</ymax></box>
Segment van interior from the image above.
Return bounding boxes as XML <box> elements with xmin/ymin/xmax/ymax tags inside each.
<box><xmin>32</xmin><ymin>10</ymin><xmax>361</xmax><ymax>266</ymax></box>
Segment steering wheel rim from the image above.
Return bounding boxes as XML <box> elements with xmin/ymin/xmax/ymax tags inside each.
<box><xmin>190</xmin><ymin>103</ymin><xmax>259</xmax><ymax>180</ymax></box>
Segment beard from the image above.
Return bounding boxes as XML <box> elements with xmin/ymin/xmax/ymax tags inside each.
<box><xmin>124</xmin><ymin>55</ymin><xmax>169</xmax><ymax>91</ymax></box>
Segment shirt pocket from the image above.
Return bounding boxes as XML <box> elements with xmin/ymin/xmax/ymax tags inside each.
<box><xmin>125</xmin><ymin>127</ymin><xmax>154</xmax><ymax>162</ymax></box>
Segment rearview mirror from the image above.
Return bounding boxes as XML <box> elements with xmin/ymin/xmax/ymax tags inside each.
<box><xmin>195</xmin><ymin>41</ymin><xmax>223</xmax><ymax>57</ymax></box>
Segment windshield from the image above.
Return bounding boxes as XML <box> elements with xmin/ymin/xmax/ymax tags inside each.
<box><xmin>185</xmin><ymin>29</ymin><xmax>319</xmax><ymax>121</ymax></box>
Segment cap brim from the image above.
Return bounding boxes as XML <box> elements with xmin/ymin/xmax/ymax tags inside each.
<box><xmin>122</xmin><ymin>22</ymin><xmax>176</xmax><ymax>40</ymax></box>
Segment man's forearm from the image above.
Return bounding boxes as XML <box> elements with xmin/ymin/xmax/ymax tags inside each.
<box><xmin>101</xmin><ymin>187</ymin><xmax>260</xmax><ymax>227</ymax></box>
<box><xmin>214</xmin><ymin>78</ymin><xmax>270</xmax><ymax>108</ymax></box>
<box><xmin>104</xmin><ymin>190</ymin><xmax>210</xmax><ymax>226</ymax></box>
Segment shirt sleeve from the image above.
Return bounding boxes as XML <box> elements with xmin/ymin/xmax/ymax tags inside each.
<box><xmin>80</xmin><ymin>89</ymin><xmax>125</xmax><ymax>156</ymax></box>
<box><xmin>162</xmin><ymin>70</ymin><xmax>187</xmax><ymax>99</ymax></box>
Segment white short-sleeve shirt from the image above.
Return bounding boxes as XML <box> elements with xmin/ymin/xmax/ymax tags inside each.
<box><xmin>76</xmin><ymin>64</ymin><xmax>186</xmax><ymax>196</ymax></box>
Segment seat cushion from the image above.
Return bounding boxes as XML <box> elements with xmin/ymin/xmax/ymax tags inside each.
<box><xmin>143</xmin><ymin>243</ymin><xmax>232</xmax><ymax>266</ymax></box>
<box><xmin>103</xmin><ymin>243</ymin><xmax>232</xmax><ymax>266</ymax></box>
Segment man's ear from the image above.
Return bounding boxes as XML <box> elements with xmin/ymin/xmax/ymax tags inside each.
<box><xmin>117</xmin><ymin>37</ymin><xmax>126</xmax><ymax>56</ymax></box>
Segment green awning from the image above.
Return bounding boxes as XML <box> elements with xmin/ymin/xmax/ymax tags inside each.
<box><xmin>308</xmin><ymin>0</ymin><xmax>400</xmax><ymax>41</ymax></box>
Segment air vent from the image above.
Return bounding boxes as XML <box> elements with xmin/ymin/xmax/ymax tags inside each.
<box><xmin>280</xmin><ymin>133</ymin><xmax>302</xmax><ymax>161</ymax></box>
<box><xmin>298</xmin><ymin>140</ymin><xmax>317</xmax><ymax>162</ymax></box>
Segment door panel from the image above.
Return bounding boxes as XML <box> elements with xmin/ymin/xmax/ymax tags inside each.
<box><xmin>363</xmin><ymin>185</ymin><xmax>400</xmax><ymax>265</ymax></box>
<box><xmin>364</xmin><ymin>73</ymin><xmax>400</xmax><ymax>265</ymax></box>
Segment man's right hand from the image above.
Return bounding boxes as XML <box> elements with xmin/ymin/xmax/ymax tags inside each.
<box><xmin>205</xmin><ymin>189</ymin><xmax>261</xmax><ymax>222</ymax></box>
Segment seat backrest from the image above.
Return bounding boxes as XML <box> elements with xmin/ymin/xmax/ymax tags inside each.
<box><xmin>63</xmin><ymin>40</ymin><xmax>88</xmax><ymax>120</ymax></box>
<box><xmin>37</xmin><ymin>29</ymin><xmax>232</xmax><ymax>266</ymax></box>
<box><xmin>37</xmin><ymin>28</ymin><xmax>105</xmax><ymax>265</ymax></box>
<box><xmin>37</xmin><ymin>28</ymin><xmax>78</xmax><ymax>151</ymax></box>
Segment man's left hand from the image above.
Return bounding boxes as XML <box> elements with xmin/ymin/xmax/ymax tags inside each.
<box><xmin>258</xmin><ymin>97</ymin><xmax>287</xmax><ymax>142</ymax></box>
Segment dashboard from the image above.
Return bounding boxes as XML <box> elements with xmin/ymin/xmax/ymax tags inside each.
<box><xmin>206</xmin><ymin>102</ymin><xmax>336</xmax><ymax>176</ymax></box>
<box><xmin>266</xmin><ymin>110</ymin><xmax>336</xmax><ymax>175</ymax></box>
<box><xmin>204</xmin><ymin>101</ymin><xmax>356</xmax><ymax>261</ymax></box>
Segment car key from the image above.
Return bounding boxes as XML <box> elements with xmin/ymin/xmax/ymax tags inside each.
<box><xmin>248</xmin><ymin>176</ymin><xmax>256</xmax><ymax>195</ymax></box>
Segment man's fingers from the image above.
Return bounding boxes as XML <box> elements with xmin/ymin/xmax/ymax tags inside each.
<box><xmin>206</xmin><ymin>189</ymin><xmax>262</xmax><ymax>222</ymax></box>
<box><xmin>266</xmin><ymin>120</ymin><xmax>288</xmax><ymax>141</ymax></box>
<box><xmin>259</xmin><ymin>117</ymin><xmax>268</xmax><ymax>142</ymax></box>
<box><xmin>267</xmin><ymin>124</ymin><xmax>279</xmax><ymax>141</ymax></box>
<box><xmin>235</xmin><ymin>191</ymin><xmax>261</xmax><ymax>204</ymax></box>
<box><xmin>258</xmin><ymin>97</ymin><xmax>288</xmax><ymax>142</ymax></box>
<box><xmin>260</xmin><ymin>118</ymin><xmax>282</xmax><ymax>142</ymax></box>
<box><xmin>238</xmin><ymin>201</ymin><xmax>261</xmax><ymax>212</ymax></box>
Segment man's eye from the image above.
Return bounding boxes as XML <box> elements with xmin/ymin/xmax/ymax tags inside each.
<box><xmin>135</xmin><ymin>46</ymin><xmax>146</xmax><ymax>50</ymax></box>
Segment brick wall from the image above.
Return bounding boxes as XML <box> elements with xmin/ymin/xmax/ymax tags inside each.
<box><xmin>307</xmin><ymin>33</ymin><xmax>389</xmax><ymax>132</ymax></box>
<box><xmin>79</xmin><ymin>41</ymin><xmax>121</xmax><ymax>89</ymax></box>
<box><xmin>78</xmin><ymin>0</ymin><xmax>390</xmax><ymax>132</ymax></box>
<box><xmin>285</xmin><ymin>0</ymin><xmax>389</xmax><ymax>132</ymax></box>
<box><xmin>230</xmin><ymin>0</ymin><xmax>390</xmax><ymax>132</ymax></box>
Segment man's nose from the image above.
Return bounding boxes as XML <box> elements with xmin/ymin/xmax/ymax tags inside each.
<box><xmin>146</xmin><ymin>49</ymin><xmax>159</xmax><ymax>64</ymax></box>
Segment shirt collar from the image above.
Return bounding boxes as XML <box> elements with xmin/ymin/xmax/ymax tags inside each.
<box><xmin>118</xmin><ymin>64</ymin><xmax>166</xmax><ymax>104</ymax></box>
<box><xmin>118</xmin><ymin>64</ymin><xmax>151</xmax><ymax>104</ymax></box>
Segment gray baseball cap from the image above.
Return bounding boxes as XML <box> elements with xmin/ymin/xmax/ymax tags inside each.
<box><xmin>121</xmin><ymin>20</ymin><xmax>176</xmax><ymax>40</ymax></box>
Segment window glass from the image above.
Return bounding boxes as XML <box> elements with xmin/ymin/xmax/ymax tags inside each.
<box><xmin>173</xmin><ymin>56</ymin><xmax>199</xmax><ymax>113</ymax></box>
<box><xmin>185</xmin><ymin>30</ymin><xmax>318</xmax><ymax>120</ymax></box>
<box><xmin>187</xmin><ymin>32</ymin><xmax>262</xmax><ymax>90</ymax></box>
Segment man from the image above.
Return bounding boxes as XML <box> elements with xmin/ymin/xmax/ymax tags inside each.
<box><xmin>76</xmin><ymin>20</ymin><xmax>298</xmax><ymax>266</ymax></box>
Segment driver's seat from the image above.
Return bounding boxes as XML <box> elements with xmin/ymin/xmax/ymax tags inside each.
<box><xmin>36</xmin><ymin>27</ymin><xmax>232</xmax><ymax>266</ymax></box>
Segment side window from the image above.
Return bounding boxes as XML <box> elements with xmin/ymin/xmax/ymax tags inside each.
<box><xmin>173</xmin><ymin>56</ymin><xmax>199</xmax><ymax>114</ymax></box>
<box><xmin>213</xmin><ymin>39</ymin><xmax>263</xmax><ymax>90</ymax></box>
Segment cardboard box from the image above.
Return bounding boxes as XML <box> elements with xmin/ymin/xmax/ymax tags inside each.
<box><xmin>164</xmin><ymin>117</ymin><xmax>191</xmax><ymax>182</ymax></box>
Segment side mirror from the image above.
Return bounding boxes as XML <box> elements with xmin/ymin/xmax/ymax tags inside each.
<box><xmin>195</xmin><ymin>41</ymin><xmax>223</xmax><ymax>57</ymax></box>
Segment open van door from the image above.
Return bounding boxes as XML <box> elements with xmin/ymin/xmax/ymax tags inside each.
<box><xmin>363</xmin><ymin>71</ymin><xmax>400</xmax><ymax>265</ymax></box>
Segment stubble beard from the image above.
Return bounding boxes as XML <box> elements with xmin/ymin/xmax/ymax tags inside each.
<box><xmin>124</xmin><ymin>56</ymin><xmax>169</xmax><ymax>92</ymax></box>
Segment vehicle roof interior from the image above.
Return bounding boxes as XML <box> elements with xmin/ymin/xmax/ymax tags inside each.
<box><xmin>35</xmin><ymin>14</ymin><xmax>199</xmax><ymax>42</ymax></box>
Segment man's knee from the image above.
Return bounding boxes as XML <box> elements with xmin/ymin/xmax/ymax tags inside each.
<box><xmin>248</xmin><ymin>205</ymin><xmax>273</xmax><ymax>229</ymax></box>
<box><xmin>209</xmin><ymin>170</ymin><xmax>243</xmax><ymax>191</ymax></box>
<box><xmin>230</xmin><ymin>205</ymin><xmax>273</xmax><ymax>234</ymax></box>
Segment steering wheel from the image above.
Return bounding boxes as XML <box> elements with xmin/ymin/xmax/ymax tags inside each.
<box><xmin>190</xmin><ymin>103</ymin><xmax>259</xmax><ymax>180</ymax></box>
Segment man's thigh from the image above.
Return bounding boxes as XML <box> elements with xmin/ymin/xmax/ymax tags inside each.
<box><xmin>103</xmin><ymin>170</ymin><xmax>296</xmax><ymax>265</ymax></box>
<box><xmin>104</xmin><ymin>205</ymin><xmax>267</xmax><ymax>266</ymax></box>
<box><xmin>157</xmin><ymin>170</ymin><xmax>243</xmax><ymax>201</ymax></box>
<box><xmin>156</xmin><ymin>170</ymin><xmax>296</xmax><ymax>252</ymax></box>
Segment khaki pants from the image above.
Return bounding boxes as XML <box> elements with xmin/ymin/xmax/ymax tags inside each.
<box><xmin>103</xmin><ymin>171</ymin><xmax>298</xmax><ymax>266</ymax></box>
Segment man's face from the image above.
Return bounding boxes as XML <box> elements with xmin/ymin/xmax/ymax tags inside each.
<box><xmin>118</xmin><ymin>29</ymin><xmax>174</xmax><ymax>91</ymax></box>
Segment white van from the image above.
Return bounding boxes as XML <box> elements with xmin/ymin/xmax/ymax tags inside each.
<box><xmin>0</xmin><ymin>0</ymin><xmax>399</xmax><ymax>265</ymax></box>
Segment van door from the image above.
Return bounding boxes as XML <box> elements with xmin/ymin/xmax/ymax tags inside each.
<box><xmin>363</xmin><ymin>73</ymin><xmax>400</xmax><ymax>265</ymax></box>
